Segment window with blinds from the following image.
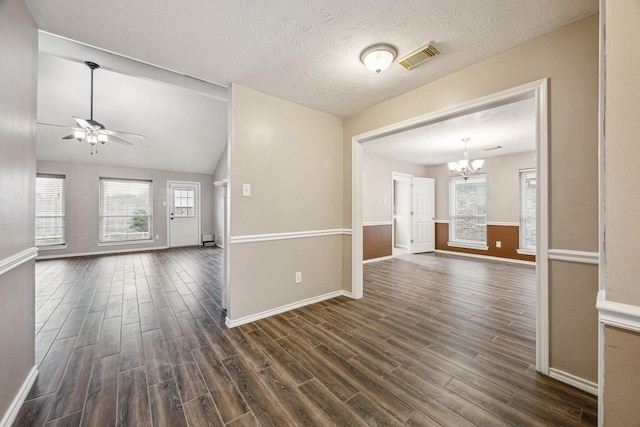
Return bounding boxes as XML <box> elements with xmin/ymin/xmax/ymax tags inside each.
<box><xmin>520</xmin><ymin>169</ymin><xmax>536</xmax><ymax>250</ymax></box>
<box><xmin>173</xmin><ymin>188</ymin><xmax>195</xmax><ymax>217</ymax></box>
<box><xmin>35</xmin><ymin>174</ymin><xmax>66</xmax><ymax>247</ymax></box>
<box><xmin>449</xmin><ymin>175</ymin><xmax>487</xmax><ymax>245</ymax></box>
<box><xmin>99</xmin><ymin>178</ymin><xmax>152</xmax><ymax>242</ymax></box>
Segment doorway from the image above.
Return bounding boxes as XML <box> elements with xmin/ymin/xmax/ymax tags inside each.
<box><xmin>352</xmin><ymin>79</ymin><xmax>548</xmax><ymax>372</ymax></box>
<box><xmin>392</xmin><ymin>173</ymin><xmax>412</xmax><ymax>256</ymax></box>
<box><xmin>167</xmin><ymin>180</ymin><xmax>201</xmax><ymax>247</ymax></box>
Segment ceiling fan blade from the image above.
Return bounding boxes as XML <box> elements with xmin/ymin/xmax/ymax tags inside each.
<box><xmin>106</xmin><ymin>135</ymin><xmax>134</xmax><ymax>146</ymax></box>
<box><xmin>104</xmin><ymin>129</ymin><xmax>146</xmax><ymax>140</ymax></box>
<box><xmin>37</xmin><ymin>122</ymin><xmax>70</xmax><ymax>129</ymax></box>
<box><xmin>62</xmin><ymin>134</ymin><xmax>76</xmax><ymax>139</ymax></box>
<box><xmin>72</xmin><ymin>116</ymin><xmax>94</xmax><ymax>130</ymax></box>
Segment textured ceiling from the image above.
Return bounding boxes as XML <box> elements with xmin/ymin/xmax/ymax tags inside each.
<box><xmin>25</xmin><ymin>0</ymin><xmax>598</xmax><ymax>118</ymax></box>
<box><xmin>364</xmin><ymin>95</ymin><xmax>536</xmax><ymax>165</ymax></box>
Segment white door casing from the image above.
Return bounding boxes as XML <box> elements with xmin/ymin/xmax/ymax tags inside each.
<box><xmin>168</xmin><ymin>181</ymin><xmax>201</xmax><ymax>247</ymax></box>
<box><xmin>412</xmin><ymin>177</ymin><xmax>435</xmax><ymax>253</ymax></box>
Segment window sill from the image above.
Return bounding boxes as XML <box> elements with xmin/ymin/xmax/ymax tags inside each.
<box><xmin>37</xmin><ymin>244</ymin><xmax>67</xmax><ymax>251</ymax></box>
<box><xmin>447</xmin><ymin>241</ymin><xmax>489</xmax><ymax>251</ymax></box>
<box><xmin>97</xmin><ymin>239</ymin><xmax>154</xmax><ymax>247</ymax></box>
<box><xmin>517</xmin><ymin>248</ymin><xmax>536</xmax><ymax>256</ymax></box>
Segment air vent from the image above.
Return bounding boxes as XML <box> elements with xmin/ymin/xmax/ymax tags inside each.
<box><xmin>482</xmin><ymin>145</ymin><xmax>502</xmax><ymax>152</ymax></box>
<box><xmin>397</xmin><ymin>43</ymin><xmax>440</xmax><ymax>70</ymax></box>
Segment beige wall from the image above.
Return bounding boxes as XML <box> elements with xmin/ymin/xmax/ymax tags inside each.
<box><xmin>430</xmin><ymin>151</ymin><xmax>535</xmax><ymax>222</ymax></box>
<box><xmin>228</xmin><ymin>84</ymin><xmax>344</xmax><ymax>321</ymax></box>
<box><xmin>344</xmin><ymin>15</ymin><xmax>599</xmax><ymax>382</ymax></box>
<box><xmin>363</xmin><ymin>151</ymin><xmax>429</xmax><ymax>223</ymax></box>
<box><xmin>0</xmin><ymin>0</ymin><xmax>38</xmax><ymax>422</ymax></box>
<box><xmin>602</xmin><ymin>0</ymin><xmax>640</xmax><ymax>424</ymax></box>
<box><xmin>37</xmin><ymin>160</ymin><xmax>216</xmax><ymax>256</ymax></box>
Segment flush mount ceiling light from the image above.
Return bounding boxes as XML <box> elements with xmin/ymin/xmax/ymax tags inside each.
<box><xmin>360</xmin><ymin>44</ymin><xmax>397</xmax><ymax>73</ymax></box>
<box><xmin>448</xmin><ymin>138</ymin><xmax>485</xmax><ymax>180</ymax></box>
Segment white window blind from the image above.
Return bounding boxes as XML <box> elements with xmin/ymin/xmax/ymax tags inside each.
<box><xmin>35</xmin><ymin>174</ymin><xmax>66</xmax><ymax>247</ymax></box>
<box><xmin>520</xmin><ymin>169</ymin><xmax>536</xmax><ymax>250</ymax></box>
<box><xmin>449</xmin><ymin>175</ymin><xmax>487</xmax><ymax>245</ymax></box>
<box><xmin>99</xmin><ymin>178</ymin><xmax>152</xmax><ymax>242</ymax></box>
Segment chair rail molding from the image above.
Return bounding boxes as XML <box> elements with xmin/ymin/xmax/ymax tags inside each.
<box><xmin>0</xmin><ymin>247</ymin><xmax>38</xmax><ymax>277</ymax></box>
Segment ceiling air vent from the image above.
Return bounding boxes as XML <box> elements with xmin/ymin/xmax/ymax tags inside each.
<box><xmin>397</xmin><ymin>43</ymin><xmax>440</xmax><ymax>70</ymax></box>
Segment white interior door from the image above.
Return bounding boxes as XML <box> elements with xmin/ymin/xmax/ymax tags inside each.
<box><xmin>169</xmin><ymin>181</ymin><xmax>200</xmax><ymax>247</ymax></box>
<box><xmin>412</xmin><ymin>177</ymin><xmax>435</xmax><ymax>253</ymax></box>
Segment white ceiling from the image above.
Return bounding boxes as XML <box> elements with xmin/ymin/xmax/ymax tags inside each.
<box><xmin>364</xmin><ymin>95</ymin><xmax>536</xmax><ymax>165</ymax></box>
<box><xmin>26</xmin><ymin>0</ymin><xmax>597</xmax><ymax>174</ymax></box>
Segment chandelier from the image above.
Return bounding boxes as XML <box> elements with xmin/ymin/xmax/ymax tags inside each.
<box><xmin>448</xmin><ymin>138</ymin><xmax>484</xmax><ymax>180</ymax></box>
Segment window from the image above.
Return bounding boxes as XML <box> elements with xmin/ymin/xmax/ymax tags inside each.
<box><xmin>173</xmin><ymin>188</ymin><xmax>195</xmax><ymax>217</ymax></box>
<box><xmin>35</xmin><ymin>174</ymin><xmax>66</xmax><ymax>247</ymax></box>
<box><xmin>99</xmin><ymin>178</ymin><xmax>152</xmax><ymax>243</ymax></box>
<box><xmin>520</xmin><ymin>169</ymin><xmax>536</xmax><ymax>250</ymax></box>
<box><xmin>449</xmin><ymin>175</ymin><xmax>487</xmax><ymax>248</ymax></box>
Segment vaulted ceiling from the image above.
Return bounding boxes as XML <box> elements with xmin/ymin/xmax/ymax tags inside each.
<box><xmin>26</xmin><ymin>0</ymin><xmax>598</xmax><ymax>173</ymax></box>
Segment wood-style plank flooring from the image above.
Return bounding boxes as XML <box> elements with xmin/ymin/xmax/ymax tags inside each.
<box><xmin>15</xmin><ymin>247</ymin><xmax>597</xmax><ymax>426</ymax></box>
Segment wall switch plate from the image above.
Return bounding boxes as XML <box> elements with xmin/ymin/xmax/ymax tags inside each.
<box><xmin>242</xmin><ymin>183</ymin><xmax>251</xmax><ymax>197</ymax></box>
<box><xmin>295</xmin><ymin>271</ymin><xmax>302</xmax><ymax>283</ymax></box>
<box><xmin>496</xmin><ymin>241</ymin><xmax>501</xmax><ymax>248</ymax></box>
<box><xmin>155</xmin><ymin>235</ymin><xmax>160</xmax><ymax>240</ymax></box>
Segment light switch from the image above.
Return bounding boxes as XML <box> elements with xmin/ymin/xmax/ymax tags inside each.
<box><xmin>242</xmin><ymin>183</ymin><xmax>251</xmax><ymax>197</ymax></box>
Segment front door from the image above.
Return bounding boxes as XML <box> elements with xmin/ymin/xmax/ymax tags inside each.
<box><xmin>412</xmin><ymin>177</ymin><xmax>435</xmax><ymax>253</ymax></box>
<box><xmin>168</xmin><ymin>181</ymin><xmax>200</xmax><ymax>247</ymax></box>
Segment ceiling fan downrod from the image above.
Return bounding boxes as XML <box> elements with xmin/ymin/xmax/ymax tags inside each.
<box><xmin>85</xmin><ymin>61</ymin><xmax>100</xmax><ymax>122</ymax></box>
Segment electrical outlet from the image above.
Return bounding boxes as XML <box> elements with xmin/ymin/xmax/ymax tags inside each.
<box><xmin>295</xmin><ymin>271</ymin><xmax>302</xmax><ymax>283</ymax></box>
<box><xmin>496</xmin><ymin>241</ymin><xmax>501</xmax><ymax>248</ymax></box>
<box><xmin>155</xmin><ymin>235</ymin><xmax>160</xmax><ymax>240</ymax></box>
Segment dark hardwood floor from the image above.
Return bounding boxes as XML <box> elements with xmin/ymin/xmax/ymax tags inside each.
<box><xmin>14</xmin><ymin>247</ymin><xmax>597</xmax><ymax>426</ymax></box>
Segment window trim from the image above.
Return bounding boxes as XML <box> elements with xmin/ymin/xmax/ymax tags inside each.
<box><xmin>35</xmin><ymin>174</ymin><xmax>66</xmax><ymax>248</ymax></box>
<box><xmin>448</xmin><ymin>174</ymin><xmax>488</xmax><ymax>248</ymax></box>
<box><xmin>519</xmin><ymin>168</ymin><xmax>536</xmax><ymax>252</ymax></box>
<box><xmin>98</xmin><ymin>177</ymin><xmax>153</xmax><ymax>244</ymax></box>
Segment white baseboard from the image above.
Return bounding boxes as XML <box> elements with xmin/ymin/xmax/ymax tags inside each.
<box><xmin>225</xmin><ymin>290</ymin><xmax>353</xmax><ymax>328</ymax></box>
<box><xmin>363</xmin><ymin>256</ymin><xmax>393</xmax><ymax>264</ymax></box>
<box><xmin>548</xmin><ymin>368</ymin><xmax>598</xmax><ymax>396</ymax></box>
<box><xmin>435</xmin><ymin>249</ymin><xmax>535</xmax><ymax>266</ymax></box>
<box><xmin>36</xmin><ymin>245</ymin><xmax>170</xmax><ymax>260</ymax></box>
<box><xmin>0</xmin><ymin>366</ymin><xmax>38</xmax><ymax>427</ymax></box>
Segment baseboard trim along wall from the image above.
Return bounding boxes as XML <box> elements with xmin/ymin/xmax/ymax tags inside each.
<box><xmin>226</xmin><ymin>290</ymin><xmax>353</xmax><ymax>328</ymax></box>
<box><xmin>435</xmin><ymin>249</ymin><xmax>535</xmax><ymax>266</ymax></box>
<box><xmin>363</xmin><ymin>221</ymin><xmax>393</xmax><ymax>226</ymax></box>
<box><xmin>230</xmin><ymin>229</ymin><xmax>352</xmax><ymax>245</ymax></box>
<box><xmin>0</xmin><ymin>366</ymin><xmax>38</xmax><ymax>427</ymax></box>
<box><xmin>0</xmin><ymin>247</ymin><xmax>38</xmax><ymax>277</ymax></box>
<box><xmin>36</xmin><ymin>245</ymin><xmax>170</xmax><ymax>260</ymax></box>
<box><xmin>596</xmin><ymin>290</ymin><xmax>640</xmax><ymax>333</ymax></box>
<box><xmin>548</xmin><ymin>249</ymin><xmax>599</xmax><ymax>264</ymax></box>
<box><xmin>363</xmin><ymin>255</ymin><xmax>393</xmax><ymax>264</ymax></box>
<box><xmin>548</xmin><ymin>368</ymin><xmax>598</xmax><ymax>396</ymax></box>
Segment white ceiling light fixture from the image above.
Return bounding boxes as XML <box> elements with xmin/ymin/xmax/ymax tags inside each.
<box><xmin>448</xmin><ymin>138</ymin><xmax>485</xmax><ymax>180</ymax></box>
<box><xmin>360</xmin><ymin>44</ymin><xmax>397</xmax><ymax>73</ymax></box>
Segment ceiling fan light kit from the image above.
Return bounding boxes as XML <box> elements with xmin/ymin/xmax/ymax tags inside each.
<box><xmin>49</xmin><ymin>60</ymin><xmax>146</xmax><ymax>154</ymax></box>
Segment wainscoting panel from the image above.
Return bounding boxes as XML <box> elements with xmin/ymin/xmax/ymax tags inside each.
<box><xmin>363</xmin><ymin>224</ymin><xmax>392</xmax><ymax>261</ymax></box>
<box><xmin>435</xmin><ymin>223</ymin><xmax>535</xmax><ymax>262</ymax></box>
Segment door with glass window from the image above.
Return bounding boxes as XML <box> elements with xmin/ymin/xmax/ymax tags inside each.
<box><xmin>168</xmin><ymin>181</ymin><xmax>200</xmax><ymax>247</ymax></box>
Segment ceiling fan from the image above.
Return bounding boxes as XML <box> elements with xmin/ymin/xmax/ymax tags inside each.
<box><xmin>41</xmin><ymin>60</ymin><xmax>146</xmax><ymax>155</ymax></box>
